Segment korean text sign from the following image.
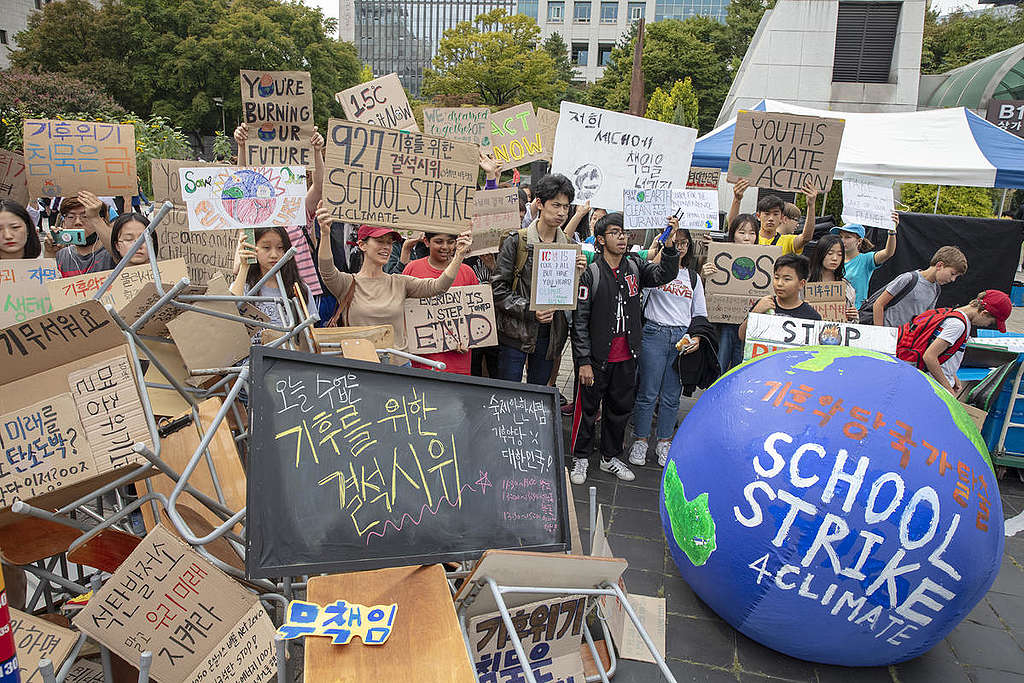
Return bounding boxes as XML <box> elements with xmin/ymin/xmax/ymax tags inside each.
<box><xmin>985</xmin><ymin>99</ymin><xmax>1024</xmax><ymax>139</ymax></box>
<box><xmin>530</xmin><ymin>244</ymin><xmax>581</xmax><ymax>311</ymax></box>
<box><xmin>240</xmin><ymin>70</ymin><xmax>314</xmax><ymax>167</ymax></box>
<box><xmin>551</xmin><ymin>102</ymin><xmax>696</xmax><ymax>210</ymax></box>
<box><xmin>802</xmin><ymin>282</ymin><xmax>849</xmax><ymax>323</ymax></box>
<box><xmin>0</xmin><ymin>149</ymin><xmax>28</xmax><ymax>205</ymax></box>
<box><xmin>0</xmin><ymin>258</ymin><xmax>59</xmax><ymax>327</ymax></box>
<box><xmin>323</xmin><ymin>119</ymin><xmax>477</xmax><ymax>234</ymax></box>
<box><xmin>177</xmin><ymin>166</ymin><xmax>307</xmax><ymax>231</ymax></box>
<box><xmin>23</xmin><ymin>119</ymin><xmax>136</xmax><ymax>199</ymax></box>
<box><xmin>276</xmin><ymin>599</ymin><xmax>397</xmax><ymax>645</ymax></box>
<box><xmin>336</xmin><ymin>73</ymin><xmax>418</xmax><ymax>132</ymax></box>
<box><xmin>727</xmin><ymin>111</ymin><xmax>845</xmax><ymax>193</ymax></box>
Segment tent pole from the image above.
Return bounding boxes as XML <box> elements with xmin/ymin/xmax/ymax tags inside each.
<box><xmin>999</xmin><ymin>188</ymin><xmax>1008</xmax><ymax>216</ymax></box>
<box><xmin>933</xmin><ymin>186</ymin><xmax>941</xmax><ymax>213</ymax></box>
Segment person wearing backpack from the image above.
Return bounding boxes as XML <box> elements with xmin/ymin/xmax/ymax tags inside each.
<box><xmin>896</xmin><ymin>290</ymin><xmax>1011</xmax><ymax>395</ymax></box>
<box><xmin>492</xmin><ymin>174</ymin><xmax>587</xmax><ymax>384</ymax></box>
<box><xmin>866</xmin><ymin>246</ymin><xmax>967</xmax><ymax>327</ymax></box>
<box><xmin>568</xmin><ymin>212</ymin><xmax>682</xmax><ymax>484</ymax></box>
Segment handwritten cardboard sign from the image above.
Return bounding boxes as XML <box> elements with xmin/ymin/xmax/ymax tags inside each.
<box><xmin>530</xmin><ymin>244</ymin><xmax>580</xmax><ymax>311</ymax></box>
<box><xmin>0</xmin><ymin>258</ymin><xmax>59</xmax><ymax>327</ymax></box>
<box><xmin>552</xmin><ymin>102</ymin><xmax>696</xmax><ymax>211</ymax></box>
<box><xmin>469</xmin><ymin>187</ymin><xmax>520</xmax><ymax>256</ymax></box>
<box><xmin>671</xmin><ymin>188</ymin><xmax>719</xmax><ymax>231</ymax></box>
<box><xmin>623</xmin><ymin>189</ymin><xmax>672</xmax><ymax>231</ymax></box>
<box><xmin>23</xmin><ymin>119</ymin><xmax>136</xmax><ymax>199</ymax></box>
<box><xmin>10</xmin><ymin>608</ymin><xmax>78</xmax><ymax>683</ymax></box>
<box><xmin>156</xmin><ymin>210</ymin><xmax>235</xmax><ymax>286</ymax></box>
<box><xmin>65</xmin><ymin>660</ymin><xmax>104</xmax><ymax>683</ymax></box>
<box><xmin>276</xmin><ymin>599</ymin><xmax>397</xmax><ymax>645</ymax></box>
<box><xmin>536</xmin><ymin>108</ymin><xmax>559</xmax><ymax>163</ymax></box>
<box><xmin>468</xmin><ymin>595</ymin><xmax>586</xmax><ymax>682</ymax></box>
<box><xmin>47</xmin><ymin>259</ymin><xmax>188</xmax><ymax>313</ymax></box>
<box><xmin>184</xmin><ymin>602</ymin><xmax>277</xmax><ymax>683</ymax></box>
<box><xmin>743</xmin><ymin>312</ymin><xmax>897</xmax><ymax>360</ymax></box>
<box><xmin>841</xmin><ymin>172</ymin><xmax>895</xmax><ymax>230</ymax></box>
<box><xmin>0</xmin><ymin>148</ymin><xmax>29</xmax><ymax>204</ymax></box>
<box><xmin>177</xmin><ymin>166</ymin><xmax>306</xmax><ymax>231</ymax></box>
<box><xmin>336</xmin><ymin>73</ymin><xmax>418</xmax><ymax>132</ymax></box>
<box><xmin>728</xmin><ymin>110</ymin><xmax>844</xmax><ymax>193</ymax></box>
<box><xmin>704</xmin><ymin>243</ymin><xmax>781</xmax><ymax>323</ymax></box>
<box><xmin>687</xmin><ymin>166</ymin><xmax>720</xmax><ymax>190</ymax></box>
<box><xmin>323</xmin><ymin>119</ymin><xmax>477</xmax><ymax>234</ymax></box>
<box><xmin>151</xmin><ymin>159</ymin><xmax>224</xmax><ymax>207</ymax></box>
<box><xmin>422</xmin><ymin>107</ymin><xmax>490</xmax><ymax>145</ymax></box>
<box><xmin>74</xmin><ymin>524</ymin><xmax>276</xmax><ymax>683</ymax></box>
<box><xmin>240</xmin><ymin>70</ymin><xmax>314</xmax><ymax>167</ymax></box>
<box><xmin>802</xmin><ymin>281</ymin><xmax>848</xmax><ymax>322</ymax></box>
<box><xmin>403</xmin><ymin>284</ymin><xmax>497</xmax><ymax>355</ymax></box>
<box><xmin>485</xmin><ymin>103</ymin><xmax>545</xmax><ymax>171</ymax></box>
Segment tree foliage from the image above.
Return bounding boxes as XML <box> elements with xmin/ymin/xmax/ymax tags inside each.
<box><xmin>10</xmin><ymin>0</ymin><xmax>362</xmax><ymax>134</ymax></box>
<box><xmin>423</xmin><ymin>9</ymin><xmax>567</xmax><ymax>108</ymax></box>
<box><xmin>922</xmin><ymin>6</ymin><xmax>1024</xmax><ymax>74</ymax></box>
<box><xmin>899</xmin><ymin>184</ymin><xmax>996</xmax><ymax>218</ymax></box>
<box><xmin>644</xmin><ymin>78</ymin><xmax>699</xmax><ymax>129</ymax></box>
<box><xmin>0</xmin><ymin>69</ymin><xmax>126</xmax><ymax>117</ymax></box>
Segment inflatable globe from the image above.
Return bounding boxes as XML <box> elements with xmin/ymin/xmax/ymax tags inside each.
<box><xmin>660</xmin><ymin>346</ymin><xmax>1004</xmax><ymax>666</ymax></box>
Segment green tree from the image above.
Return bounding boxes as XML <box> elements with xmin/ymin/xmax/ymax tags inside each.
<box><xmin>644</xmin><ymin>78</ymin><xmax>699</xmax><ymax>128</ymax></box>
<box><xmin>644</xmin><ymin>87</ymin><xmax>673</xmax><ymax>121</ymax></box>
<box><xmin>899</xmin><ymin>184</ymin><xmax>995</xmax><ymax>217</ymax></box>
<box><xmin>0</xmin><ymin>69</ymin><xmax>126</xmax><ymax>118</ymax></box>
<box><xmin>721</xmin><ymin>0</ymin><xmax>776</xmax><ymax>66</ymax></box>
<box><xmin>922</xmin><ymin>6</ymin><xmax>1024</xmax><ymax>74</ymax></box>
<box><xmin>11</xmin><ymin>0</ymin><xmax>363</xmax><ymax>135</ymax></box>
<box><xmin>424</xmin><ymin>10</ymin><xmax>566</xmax><ymax>107</ymax></box>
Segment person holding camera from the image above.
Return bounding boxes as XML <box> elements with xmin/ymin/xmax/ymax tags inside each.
<box><xmin>49</xmin><ymin>192</ymin><xmax>116</xmax><ymax>277</ymax></box>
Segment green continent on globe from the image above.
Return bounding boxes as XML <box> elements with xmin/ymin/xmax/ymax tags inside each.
<box><xmin>664</xmin><ymin>461</ymin><xmax>716</xmax><ymax>566</ymax></box>
<box><xmin>731</xmin><ymin>257</ymin><xmax>756</xmax><ymax>281</ymax></box>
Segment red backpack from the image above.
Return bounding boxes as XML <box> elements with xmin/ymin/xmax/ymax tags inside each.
<box><xmin>896</xmin><ymin>308</ymin><xmax>970</xmax><ymax>369</ymax></box>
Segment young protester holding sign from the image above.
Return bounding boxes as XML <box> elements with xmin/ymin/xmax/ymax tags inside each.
<box><xmin>727</xmin><ymin>178</ymin><xmax>818</xmax><ymax>255</ymax></box>
<box><xmin>739</xmin><ymin>254</ymin><xmax>822</xmax><ymax>340</ymax></box>
<box><xmin>315</xmin><ymin>204</ymin><xmax>473</xmax><ymax>356</ymax></box>
<box><xmin>831</xmin><ymin>215</ymin><xmax>898</xmax><ymax>307</ymax></box>
<box><xmin>701</xmin><ymin>213</ymin><xmax>760</xmax><ymax>372</ymax></box>
<box><xmin>230</xmin><ymin>228</ymin><xmax>313</xmax><ymax>327</ymax></box>
<box><xmin>807</xmin><ymin>234</ymin><xmax>858</xmax><ymax>321</ymax></box>
<box><xmin>492</xmin><ymin>174</ymin><xmax>587</xmax><ymax>384</ymax></box>
<box><xmin>568</xmin><ymin>212</ymin><xmax>682</xmax><ymax>484</ymax></box>
<box><xmin>0</xmin><ymin>200</ymin><xmax>42</xmax><ymax>260</ymax></box>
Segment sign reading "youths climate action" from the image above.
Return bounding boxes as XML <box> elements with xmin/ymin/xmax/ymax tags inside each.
<box><xmin>728</xmin><ymin>111</ymin><xmax>845</xmax><ymax>193</ymax></box>
<box><xmin>323</xmin><ymin>119</ymin><xmax>477</xmax><ymax>234</ymax></box>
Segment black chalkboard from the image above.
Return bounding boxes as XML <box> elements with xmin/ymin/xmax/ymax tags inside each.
<box><xmin>246</xmin><ymin>346</ymin><xmax>569</xmax><ymax>578</ymax></box>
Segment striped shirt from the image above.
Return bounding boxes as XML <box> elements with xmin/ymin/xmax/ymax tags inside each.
<box><xmin>284</xmin><ymin>213</ymin><xmax>322</xmax><ymax>296</ymax></box>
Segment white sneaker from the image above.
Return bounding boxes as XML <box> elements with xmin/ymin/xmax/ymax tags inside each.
<box><xmin>570</xmin><ymin>458</ymin><xmax>589</xmax><ymax>485</ymax></box>
<box><xmin>628</xmin><ymin>440</ymin><xmax>648</xmax><ymax>466</ymax></box>
<box><xmin>600</xmin><ymin>457</ymin><xmax>636</xmax><ymax>481</ymax></box>
<box><xmin>656</xmin><ymin>440</ymin><xmax>672</xmax><ymax>467</ymax></box>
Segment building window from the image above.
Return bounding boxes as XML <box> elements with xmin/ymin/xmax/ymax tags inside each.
<box><xmin>600</xmin><ymin>1</ymin><xmax>618</xmax><ymax>23</ymax></box>
<box><xmin>597</xmin><ymin>43</ymin><xmax>614</xmax><ymax>66</ymax></box>
<box><xmin>571</xmin><ymin>42</ymin><xmax>589</xmax><ymax>66</ymax></box>
<box><xmin>573</xmin><ymin>2</ymin><xmax>591</xmax><ymax>23</ymax></box>
<box><xmin>628</xmin><ymin>2</ymin><xmax>645</xmax><ymax>20</ymax></box>
<box><xmin>548</xmin><ymin>1</ymin><xmax>564</xmax><ymax>21</ymax></box>
<box><xmin>519</xmin><ymin>0</ymin><xmax>539</xmax><ymax>19</ymax></box>
<box><xmin>833</xmin><ymin>2</ymin><xmax>901</xmax><ymax>84</ymax></box>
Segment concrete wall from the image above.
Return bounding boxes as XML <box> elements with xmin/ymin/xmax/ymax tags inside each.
<box><xmin>0</xmin><ymin>0</ymin><xmax>43</xmax><ymax>69</ymax></box>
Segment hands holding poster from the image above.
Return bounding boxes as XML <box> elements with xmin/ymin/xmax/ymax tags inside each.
<box><xmin>177</xmin><ymin>166</ymin><xmax>307</xmax><ymax>230</ymax></box>
<box><xmin>240</xmin><ymin>70</ymin><xmax>314</xmax><ymax>167</ymax></box>
<box><xmin>469</xmin><ymin>187</ymin><xmax>520</xmax><ymax>256</ymax></box>
<box><xmin>530</xmin><ymin>244</ymin><xmax>581</xmax><ymax>311</ymax></box>
<box><xmin>727</xmin><ymin>111</ymin><xmax>844</xmax><ymax>193</ymax></box>
<box><xmin>551</xmin><ymin>102</ymin><xmax>696</xmax><ymax>210</ymax></box>
<box><xmin>404</xmin><ymin>284</ymin><xmax>497</xmax><ymax>355</ymax></box>
<box><xmin>336</xmin><ymin>73</ymin><xmax>418</xmax><ymax>131</ymax></box>
<box><xmin>0</xmin><ymin>149</ymin><xmax>28</xmax><ymax>204</ymax></box>
<box><xmin>841</xmin><ymin>172</ymin><xmax>896</xmax><ymax>230</ymax></box>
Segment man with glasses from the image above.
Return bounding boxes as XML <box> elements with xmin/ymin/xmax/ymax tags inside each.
<box><xmin>52</xmin><ymin>194</ymin><xmax>116</xmax><ymax>277</ymax></box>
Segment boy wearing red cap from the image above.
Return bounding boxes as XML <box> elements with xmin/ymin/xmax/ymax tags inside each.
<box><xmin>896</xmin><ymin>290</ymin><xmax>1012</xmax><ymax>395</ymax></box>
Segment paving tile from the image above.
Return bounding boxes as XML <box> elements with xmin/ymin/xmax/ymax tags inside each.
<box><xmin>614</xmin><ymin>483</ymin><xmax>661</xmax><ymax>512</ymax></box>
<box><xmin>894</xmin><ymin>640</ymin><xmax>971</xmax><ymax>683</ymax></box>
<box><xmin>946</xmin><ymin>621</ymin><xmax>1024</xmax><ymax>672</ymax></box>
<box><xmin>1005</xmin><ymin>535</ymin><xmax>1024</xmax><ymax>566</ymax></box>
<box><xmin>630</xmin><ymin>464</ymin><xmax>666</xmax><ymax>491</ymax></box>
<box><xmin>663</xmin><ymin>573</ymin><xmax>722</xmax><ymax>620</ymax></box>
<box><xmin>666</xmin><ymin>616</ymin><xmax>736</xmax><ymax>667</ymax></box>
<box><xmin>607</xmin><ymin>532</ymin><xmax>666</xmax><ymax>573</ymax></box>
<box><xmin>622</xmin><ymin>567</ymin><xmax>665</xmax><ymax>598</ymax></box>
<box><xmin>813</xmin><ymin>663</ymin><xmax>894</xmax><ymax>682</ymax></box>
<box><xmin>967</xmin><ymin>667</ymin><xmax>1024</xmax><ymax>682</ymax></box>
<box><xmin>666</xmin><ymin>659</ymin><xmax>740</xmax><ymax>682</ymax></box>
<box><xmin>990</xmin><ymin>557</ymin><xmax>1024</xmax><ymax>598</ymax></box>
<box><xmin>571</xmin><ymin>478</ymin><xmax>614</xmax><ymax>506</ymax></box>
<box><xmin>734</xmin><ymin>632</ymin><xmax>816</xmax><ymax>682</ymax></box>
<box><xmin>988</xmin><ymin>593</ymin><xmax>1024</xmax><ymax>631</ymax></box>
<box><xmin>609</xmin><ymin>507</ymin><xmax>665</xmax><ymax>541</ymax></box>
<box><xmin>967</xmin><ymin>598</ymin><xmax>1005</xmax><ymax>629</ymax></box>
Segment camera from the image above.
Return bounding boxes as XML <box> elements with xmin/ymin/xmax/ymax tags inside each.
<box><xmin>53</xmin><ymin>229</ymin><xmax>86</xmax><ymax>246</ymax></box>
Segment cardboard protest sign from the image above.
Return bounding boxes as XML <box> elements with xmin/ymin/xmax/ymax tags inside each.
<box><xmin>0</xmin><ymin>258</ymin><xmax>59</xmax><ymax>327</ymax></box>
<box><xmin>0</xmin><ymin>301</ymin><xmax>151</xmax><ymax>516</ymax></box>
<box><xmin>422</xmin><ymin>107</ymin><xmax>490</xmax><ymax>145</ymax></box>
<box><xmin>704</xmin><ymin>243</ymin><xmax>781</xmax><ymax>324</ymax></box>
<box><xmin>277</xmin><ymin>599</ymin><xmax>397</xmax><ymax>645</ymax></box>
<box><xmin>485</xmin><ymin>103</ymin><xmax>545</xmax><ymax>171</ymax></box>
<box><xmin>530</xmin><ymin>244</ymin><xmax>580</xmax><ymax>311</ymax></box>
<box><xmin>687</xmin><ymin>166</ymin><xmax>720</xmax><ymax>190</ymax></box>
<box><xmin>323</xmin><ymin>119</ymin><xmax>477</xmax><ymax>234</ymax></box>
<box><xmin>623</xmin><ymin>189</ymin><xmax>672</xmax><ymax>231</ymax></box>
<box><xmin>184</xmin><ymin>602</ymin><xmax>277</xmax><ymax>683</ymax></box>
<box><xmin>743</xmin><ymin>312</ymin><xmax>897</xmax><ymax>360</ymax></box>
<box><xmin>10</xmin><ymin>608</ymin><xmax>78</xmax><ymax>683</ymax></box>
<box><xmin>177</xmin><ymin>166</ymin><xmax>306</xmax><ymax>231</ymax></box>
<box><xmin>48</xmin><ymin>259</ymin><xmax>189</xmax><ymax>313</ymax></box>
<box><xmin>66</xmin><ymin>660</ymin><xmax>104</xmax><ymax>683</ymax></box>
<box><xmin>727</xmin><ymin>110</ymin><xmax>844</xmax><ymax>193</ymax></box>
<box><xmin>468</xmin><ymin>187</ymin><xmax>519</xmax><ymax>256</ymax></box>
<box><xmin>802</xmin><ymin>282</ymin><xmax>849</xmax><ymax>322</ymax></box>
<box><xmin>156</xmin><ymin>210</ymin><xmax>235</xmax><ymax>286</ymax></box>
<box><xmin>151</xmin><ymin>159</ymin><xmax>224</xmax><ymax>207</ymax></box>
<box><xmin>671</xmin><ymin>188</ymin><xmax>719</xmax><ymax>231</ymax></box>
<box><xmin>23</xmin><ymin>119</ymin><xmax>136</xmax><ymax>199</ymax></box>
<box><xmin>74</xmin><ymin>525</ymin><xmax>276</xmax><ymax>683</ymax></box>
<box><xmin>239</xmin><ymin>70</ymin><xmax>314</xmax><ymax>167</ymax></box>
<box><xmin>551</xmin><ymin>102</ymin><xmax>696</xmax><ymax>210</ymax></box>
<box><xmin>468</xmin><ymin>595</ymin><xmax>586</xmax><ymax>682</ymax></box>
<box><xmin>403</xmin><ymin>284</ymin><xmax>497</xmax><ymax>355</ymax></box>
<box><xmin>0</xmin><ymin>148</ymin><xmax>29</xmax><ymax>204</ymax></box>
<box><xmin>841</xmin><ymin>172</ymin><xmax>895</xmax><ymax>230</ymax></box>
<box><xmin>166</xmin><ymin>273</ymin><xmax>252</xmax><ymax>383</ymax></box>
<box><xmin>336</xmin><ymin>73</ymin><xmax>418</xmax><ymax>132</ymax></box>
<box><xmin>536</xmin><ymin>108</ymin><xmax>559</xmax><ymax>162</ymax></box>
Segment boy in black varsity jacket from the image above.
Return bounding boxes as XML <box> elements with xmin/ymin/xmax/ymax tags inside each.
<box><xmin>568</xmin><ymin>212</ymin><xmax>681</xmax><ymax>484</ymax></box>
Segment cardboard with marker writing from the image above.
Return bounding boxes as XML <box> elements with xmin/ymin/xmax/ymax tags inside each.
<box><xmin>484</xmin><ymin>103</ymin><xmax>545</xmax><ymax>171</ymax></box>
<box><xmin>336</xmin><ymin>73</ymin><xmax>418</xmax><ymax>132</ymax></box>
<box><xmin>10</xmin><ymin>608</ymin><xmax>78</xmax><ymax>683</ymax></box>
<box><xmin>529</xmin><ymin>244</ymin><xmax>581</xmax><ymax>311</ymax></box>
<box><xmin>47</xmin><ymin>259</ymin><xmax>189</xmax><ymax>314</ymax></box>
<box><xmin>536</xmin><ymin>108</ymin><xmax>559</xmax><ymax>163</ymax></box>
<box><xmin>151</xmin><ymin>159</ymin><xmax>225</xmax><ymax>207</ymax></box>
<box><xmin>323</xmin><ymin>119</ymin><xmax>477</xmax><ymax>235</ymax></box>
<box><xmin>0</xmin><ymin>148</ymin><xmax>29</xmax><ymax>205</ymax></box>
<box><xmin>802</xmin><ymin>282</ymin><xmax>849</xmax><ymax>322</ymax></box>
<box><xmin>403</xmin><ymin>284</ymin><xmax>497</xmax><ymax>356</ymax></box>
<box><xmin>727</xmin><ymin>111</ymin><xmax>844</xmax><ymax>194</ymax></box>
<box><xmin>686</xmin><ymin>166</ymin><xmax>721</xmax><ymax>190</ymax></box>
<box><xmin>422</xmin><ymin>107</ymin><xmax>491</xmax><ymax>145</ymax></box>
<box><xmin>240</xmin><ymin>70</ymin><xmax>314</xmax><ymax>168</ymax></box>
<box><xmin>704</xmin><ymin>243</ymin><xmax>781</xmax><ymax>324</ymax></box>
<box><xmin>156</xmin><ymin>210</ymin><xmax>235</xmax><ymax>286</ymax></box>
<box><xmin>468</xmin><ymin>187</ymin><xmax>520</xmax><ymax>256</ymax></box>
<box><xmin>0</xmin><ymin>258</ymin><xmax>59</xmax><ymax>327</ymax></box>
<box><xmin>22</xmin><ymin>119</ymin><xmax>136</xmax><ymax>199</ymax></box>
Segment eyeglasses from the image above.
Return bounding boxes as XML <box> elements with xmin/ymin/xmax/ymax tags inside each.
<box><xmin>64</xmin><ymin>212</ymin><xmax>88</xmax><ymax>221</ymax></box>
<box><xmin>604</xmin><ymin>229</ymin><xmax>625</xmax><ymax>237</ymax></box>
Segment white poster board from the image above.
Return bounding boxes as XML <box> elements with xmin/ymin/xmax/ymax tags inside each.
<box><xmin>671</xmin><ymin>188</ymin><xmax>718</xmax><ymax>231</ymax></box>
<box><xmin>743</xmin><ymin>312</ymin><xmax>897</xmax><ymax>360</ymax></box>
<box><xmin>623</xmin><ymin>189</ymin><xmax>672</xmax><ymax>230</ymax></box>
<box><xmin>177</xmin><ymin>166</ymin><xmax>307</xmax><ymax>230</ymax></box>
<box><xmin>551</xmin><ymin>102</ymin><xmax>696</xmax><ymax>210</ymax></box>
<box><xmin>529</xmin><ymin>244</ymin><xmax>580</xmax><ymax>311</ymax></box>
<box><xmin>841</xmin><ymin>172</ymin><xmax>896</xmax><ymax>231</ymax></box>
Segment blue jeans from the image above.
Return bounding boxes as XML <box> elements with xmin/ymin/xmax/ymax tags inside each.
<box><xmin>633</xmin><ymin>321</ymin><xmax>687</xmax><ymax>441</ymax></box>
<box><xmin>718</xmin><ymin>323</ymin><xmax>743</xmax><ymax>373</ymax></box>
<box><xmin>498</xmin><ymin>325</ymin><xmax>553</xmax><ymax>385</ymax></box>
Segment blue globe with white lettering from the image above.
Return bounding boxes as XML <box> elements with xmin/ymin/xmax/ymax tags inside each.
<box><xmin>660</xmin><ymin>346</ymin><xmax>1003</xmax><ymax>666</ymax></box>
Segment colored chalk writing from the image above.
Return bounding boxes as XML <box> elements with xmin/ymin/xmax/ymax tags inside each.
<box><xmin>22</xmin><ymin>119</ymin><xmax>136</xmax><ymax>199</ymax></box>
<box><xmin>276</xmin><ymin>600</ymin><xmax>397</xmax><ymax>645</ymax></box>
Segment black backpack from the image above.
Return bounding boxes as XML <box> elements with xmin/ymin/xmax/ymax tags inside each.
<box><xmin>857</xmin><ymin>271</ymin><xmax>920</xmax><ymax>325</ymax></box>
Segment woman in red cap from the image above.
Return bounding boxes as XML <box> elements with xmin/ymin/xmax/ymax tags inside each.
<box><xmin>315</xmin><ymin>203</ymin><xmax>472</xmax><ymax>357</ymax></box>
<box><xmin>896</xmin><ymin>289</ymin><xmax>1012</xmax><ymax>395</ymax></box>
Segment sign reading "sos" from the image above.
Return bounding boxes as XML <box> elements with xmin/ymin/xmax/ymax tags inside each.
<box><xmin>704</xmin><ymin>242</ymin><xmax>781</xmax><ymax>324</ymax></box>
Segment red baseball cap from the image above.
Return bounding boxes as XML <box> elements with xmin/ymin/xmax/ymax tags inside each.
<box><xmin>980</xmin><ymin>289</ymin><xmax>1012</xmax><ymax>333</ymax></box>
<box><xmin>357</xmin><ymin>224</ymin><xmax>401</xmax><ymax>241</ymax></box>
